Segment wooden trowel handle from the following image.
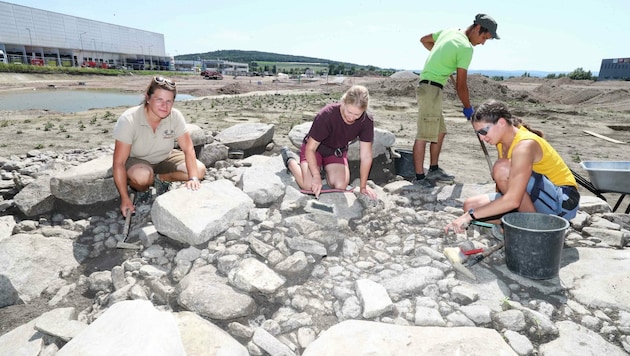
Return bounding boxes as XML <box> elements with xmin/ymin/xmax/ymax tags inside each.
<box><xmin>122</xmin><ymin>208</ymin><xmax>132</xmax><ymax>238</ymax></box>
<box><xmin>468</xmin><ymin>241</ymin><xmax>505</xmax><ymax>267</ymax></box>
<box><xmin>484</xmin><ymin>241</ymin><xmax>505</xmax><ymax>257</ymax></box>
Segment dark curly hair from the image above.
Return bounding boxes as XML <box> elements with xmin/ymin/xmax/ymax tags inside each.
<box><xmin>473</xmin><ymin>99</ymin><xmax>543</xmax><ymax>137</ymax></box>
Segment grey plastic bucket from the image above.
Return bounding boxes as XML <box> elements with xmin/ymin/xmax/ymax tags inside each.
<box><xmin>502</xmin><ymin>212</ymin><xmax>569</xmax><ymax>280</ymax></box>
<box><xmin>394</xmin><ymin>149</ymin><xmax>415</xmax><ymax>178</ymax></box>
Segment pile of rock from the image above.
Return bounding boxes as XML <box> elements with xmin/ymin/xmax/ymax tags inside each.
<box><xmin>0</xmin><ymin>123</ymin><xmax>629</xmax><ymax>356</ymax></box>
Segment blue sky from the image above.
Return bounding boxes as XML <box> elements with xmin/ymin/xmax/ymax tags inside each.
<box><xmin>6</xmin><ymin>0</ymin><xmax>628</xmax><ymax>73</ymax></box>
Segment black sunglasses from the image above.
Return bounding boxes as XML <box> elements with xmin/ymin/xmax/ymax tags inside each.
<box><xmin>475</xmin><ymin>124</ymin><xmax>494</xmax><ymax>136</ymax></box>
<box><xmin>154</xmin><ymin>76</ymin><xmax>176</xmax><ymax>89</ymax></box>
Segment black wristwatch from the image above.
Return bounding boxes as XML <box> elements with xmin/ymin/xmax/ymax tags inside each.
<box><xmin>468</xmin><ymin>208</ymin><xmax>477</xmax><ymax>220</ymax></box>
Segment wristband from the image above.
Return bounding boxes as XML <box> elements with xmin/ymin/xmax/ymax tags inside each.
<box><xmin>468</xmin><ymin>208</ymin><xmax>477</xmax><ymax>220</ymax></box>
<box><xmin>188</xmin><ymin>177</ymin><xmax>199</xmax><ymax>182</ymax></box>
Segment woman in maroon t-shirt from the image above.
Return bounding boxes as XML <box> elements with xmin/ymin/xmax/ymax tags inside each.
<box><xmin>281</xmin><ymin>85</ymin><xmax>377</xmax><ymax>199</ymax></box>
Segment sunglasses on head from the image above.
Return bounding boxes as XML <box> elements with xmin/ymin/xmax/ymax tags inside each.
<box><xmin>476</xmin><ymin>124</ymin><xmax>494</xmax><ymax>136</ymax></box>
<box><xmin>154</xmin><ymin>76</ymin><xmax>176</xmax><ymax>89</ymax></box>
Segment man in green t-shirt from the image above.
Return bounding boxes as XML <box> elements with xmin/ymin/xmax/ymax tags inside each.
<box><xmin>413</xmin><ymin>14</ymin><xmax>499</xmax><ymax>186</ymax></box>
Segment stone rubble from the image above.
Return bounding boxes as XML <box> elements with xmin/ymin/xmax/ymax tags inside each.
<box><xmin>0</xmin><ymin>129</ymin><xmax>629</xmax><ymax>355</ymax></box>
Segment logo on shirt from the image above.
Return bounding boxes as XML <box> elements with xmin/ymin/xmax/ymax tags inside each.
<box><xmin>162</xmin><ymin>129</ymin><xmax>175</xmax><ymax>139</ymax></box>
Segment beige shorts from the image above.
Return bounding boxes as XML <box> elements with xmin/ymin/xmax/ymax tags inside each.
<box><xmin>416</xmin><ymin>84</ymin><xmax>446</xmax><ymax>142</ymax></box>
<box><xmin>126</xmin><ymin>149</ymin><xmax>186</xmax><ymax>174</ymax></box>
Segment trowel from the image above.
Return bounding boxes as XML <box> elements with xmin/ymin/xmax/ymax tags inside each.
<box><xmin>444</xmin><ymin>246</ymin><xmax>477</xmax><ymax>281</ymax></box>
<box><xmin>116</xmin><ymin>193</ymin><xmax>142</xmax><ymax>250</ymax></box>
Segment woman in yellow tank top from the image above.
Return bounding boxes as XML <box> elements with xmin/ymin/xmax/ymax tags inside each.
<box><xmin>445</xmin><ymin>99</ymin><xmax>580</xmax><ymax>234</ymax></box>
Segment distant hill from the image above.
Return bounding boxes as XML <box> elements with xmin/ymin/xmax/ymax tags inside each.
<box><xmin>175</xmin><ymin>50</ymin><xmax>595</xmax><ymax>77</ymax></box>
<box><xmin>176</xmin><ymin>50</ymin><xmax>371</xmax><ymax>69</ymax></box>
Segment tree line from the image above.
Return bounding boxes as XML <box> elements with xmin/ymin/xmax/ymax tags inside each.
<box><xmin>178</xmin><ymin>50</ymin><xmax>395</xmax><ymax>77</ymax></box>
<box><xmin>491</xmin><ymin>67</ymin><xmax>597</xmax><ymax>81</ymax></box>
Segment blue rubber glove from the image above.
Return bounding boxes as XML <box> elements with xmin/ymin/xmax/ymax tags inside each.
<box><xmin>463</xmin><ymin>106</ymin><xmax>474</xmax><ymax>120</ymax></box>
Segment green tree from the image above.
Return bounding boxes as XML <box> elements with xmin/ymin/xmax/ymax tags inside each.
<box><xmin>249</xmin><ymin>62</ymin><xmax>259</xmax><ymax>72</ymax></box>
<box><xmin>568</xmin><ymin>67</ymin><xmax>593</xmax><ymax>80</ymax></box>
<box><xmin>546</xmin><ymin>73</ymin><xmax>557</xmax><ymax>79</ymax></box>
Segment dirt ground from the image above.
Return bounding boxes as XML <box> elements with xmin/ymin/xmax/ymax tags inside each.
<box><xmin>0</xmin><ymin>71</ymin><xmax>629</xmax><ymax>195</ymax></box>
<box><xmin>0</xmin><ymin>71</ymin><xmax>630</xmax><ymax>335</ymax></box>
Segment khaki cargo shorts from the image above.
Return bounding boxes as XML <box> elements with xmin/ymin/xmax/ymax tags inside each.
<box><xmin>416</xmin><ymin>84</ymin><xmax>446</xmax><ymax>142</ymax></box>
<box><xmin>126</xmin><ymin>149</ymin><xmax>186</xmax><ymax>174</ymax></box>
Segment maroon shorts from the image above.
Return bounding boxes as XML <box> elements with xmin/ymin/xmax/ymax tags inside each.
<box><xmin>299</xmin><ymin>143</ymin><xmax>348</xmax><ymax>167</ymax></box>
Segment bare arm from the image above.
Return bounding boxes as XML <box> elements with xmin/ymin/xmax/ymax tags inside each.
<box><xmin>358</xmin><ymin>140</ymin><xmax>377</xmax><ymax>199</ymax></box>
<box><xmin>304</xmin><ymin>137</ymin><xmax>323</xmax><ymax>197</ymax></box>
<box><xmin>176</xmin><ymin>132</ymin><xmax>202</xmax><ymax>190</ymax></box>
<box><xmin>113</xmin><ymin>140</ymin><xmax>133</xmax><ymax>216</ymax></box>
<box><xmin>455</xmin><ymin>67</ymin><xmax>471</xmax><ymax>109</ymax></box>
<box><xmin>420</xmin><ymin>33</ymin><xmax>435</xmax><ymax>51</ymax></box>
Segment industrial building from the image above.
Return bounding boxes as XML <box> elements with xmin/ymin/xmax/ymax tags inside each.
<box><xmin>171</xmin><ymin>58</ymin><xmax>249</xmax><ymax>76</ymax></box>
<box><xmin>0</xmin><ymin>1</ymin><xmax>171</xmax><ymax>70</ymax></box>
<box><xmin>598</xmin><ymin>58</ymin><xmax>630</xmax><ymax>81</ymax></box>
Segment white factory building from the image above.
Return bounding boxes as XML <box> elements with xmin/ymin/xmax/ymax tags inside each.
<box><xmin>0</xmin><ymin>1</ymin><xmax>171</xmax><ymax>70</ymax></box>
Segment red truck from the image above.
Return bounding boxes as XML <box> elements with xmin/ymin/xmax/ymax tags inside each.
<box><xmin>201</xmin><ymin>69</ymin><xmax>223</xmax><ymax>80</ymax></box>
<box><xmin>30</xmin><ymin>58</ymin><xmax>45</xmax><ymax>66</ymax></box>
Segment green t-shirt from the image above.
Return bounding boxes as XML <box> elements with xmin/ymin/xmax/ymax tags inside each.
<box><xmin>420</xmin><ymin>28</ymin><xmax>473</xmax><ymax>85</ymax></box>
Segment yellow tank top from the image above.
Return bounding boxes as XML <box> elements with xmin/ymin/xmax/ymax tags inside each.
<box><xmin>498</xmin><ymin>126</ymin><xmax>577</xmax><ymax>188</ymax></box>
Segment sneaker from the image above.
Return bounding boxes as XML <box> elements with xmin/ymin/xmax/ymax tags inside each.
<box><xmin>426</xmin><ymin>167</ymin><xmax>455</xmax><ymax>182</ymax></box>
<box><xmin>280</xmin><ymin>147</ymin><xmax>299</xmax><ymax>169</ymax></box>
<box><xmin>491</xmin><ymin>224</ymin><xmax>504</xmax><ymax>241</ymax></box>
<box><xmin>154</xmin><ymin>174</ymin><xmax>171</xmax><ymax>196</ymax></box>
<box><xmin>411</xmin><ymin>177</ymin><xmax>434</xmax><ymax>187</ymax></box>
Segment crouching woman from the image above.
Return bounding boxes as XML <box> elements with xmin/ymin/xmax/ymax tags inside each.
<box><xmin>445</xmin><ymin>99</ymin><xmax>580</xmax><ymax>234</ymax></box>
<box><xmin>112</xmin><ymin>76</ymin><xmax>206</xmax><ymax>217</ymax></box>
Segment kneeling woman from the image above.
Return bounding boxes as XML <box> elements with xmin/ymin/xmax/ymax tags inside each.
<box><xmin>445</xmin><ymin>99</ymin><xmax>580</xmax><ymax>233</ymax></box>
<box><xmin>281</xmin><ymin>85</ymin><xmax>377</xmax><ymax>200</ymax></box>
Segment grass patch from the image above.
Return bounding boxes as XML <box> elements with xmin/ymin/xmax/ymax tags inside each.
<box><xmin>0</xmin><ymin>63</ymin><xmax>191</xmax><ymax>78</ymax></box>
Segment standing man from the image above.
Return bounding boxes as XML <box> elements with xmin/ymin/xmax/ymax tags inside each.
<box><xmin>413</xmin><ymin>14</ymin><xmax>499</xmax><ymax>186</ymax></box>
